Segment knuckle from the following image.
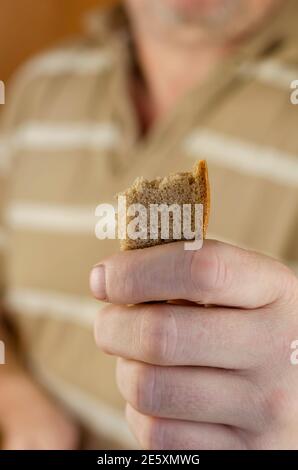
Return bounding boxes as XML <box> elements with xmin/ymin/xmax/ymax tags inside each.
<box><xmin>138</xmin><ymin>306</ymin><xmax>178</xmax><ymax>365</ymax></box>
<box><xmin>121</xmin><ymin>263</ymin><xmax>140</xmax><ymax>301</ymax></box>
<box><xmin>261</xmin><ymin>387</ymin><xmax>293</xmax><ymax>427</ymax></box>
<box><xmin>94</xmin><ymin>306</ymin><xmax>116</xmax><ymax>355</ymax></box>
<box><xmin>125</xmin><ymin>362</ymin><xmax>158</xmax><ymax>415</ymax></box>
<box><xmin>251</xmin><ymin>377</ymin><xmax>294</xmax><ymax>430</ymax></box>
<box><xmin>256</xmin><ymin>316</ymin><xmax>286</xmax><ymax>369</ymax></box>
<box><xmin>140</xmin><ymin>416</ymin><xmax>166</xmax><ymax>450</ymax></box>
<box><xmin>189</xmin><ymin>243</ymin><xmax>229</xmax><ymax>298</ymax></box>
<box><xmin>94</xmin><ymin>308</ymin><xmax>110</xmax><ymax>353</ymax></box>
<box><xmin>269</xmin><ymin>261</ymin><xmax>298</xmax><ymax>306</ymax></box>
<box><xmin>109</xmin><ymin>254</ymin><xmax>142</xmax><ymax>302</ymax></box>
<box><xmin>263</xmin><ymin>309</ymin><xmax>298</xmax><ymax>370</ymax></box>
<box><xmin>247</xmin><ymin>383</ymin><xmax>270</xmax><ymax>431</ymax></box>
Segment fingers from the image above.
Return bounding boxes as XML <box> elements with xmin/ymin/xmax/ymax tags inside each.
<box><xmin>90</xmin><ymin>240</ymin><xmax>291</xmax><ymax>308</ymax></box>
<box><xmin>95</xmin><ymin>303</ymin><xmax>270</xmax><ymax>370</ymax></box>
<box><xmin>126</xmin><ymin>405</ymin><xmax>245</xmax><ymax>450</ymax></box>
<box><xmin>117</xmin><ymin>359</ymin><xmax>265</xmax><ymax>432</ymax></box>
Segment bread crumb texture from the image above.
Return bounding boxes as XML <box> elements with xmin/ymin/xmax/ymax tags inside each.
<box><xmin>119</xmin><ymin>160</ymin><xmax>210</xmax><ymax>250</ymax></box>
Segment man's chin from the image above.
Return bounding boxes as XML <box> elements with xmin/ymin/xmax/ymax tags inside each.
<box><xmin>154</xmin><ymin>0</ymin><xmax>241</xmax><ymax>30</ymax></box>
<box><xmin>164</xmin><ymin>0</ymin><xmax>227</xmax><ymax>17</ymax></box>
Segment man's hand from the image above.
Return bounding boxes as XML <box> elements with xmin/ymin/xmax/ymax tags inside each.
<box><xmin>90</xmin><ymin>240</ymin><xmax>298</xmax><ymax>450</ymax></box>
<box><xmin>0</xmin><ymin>372</ymin><xmax>79</xmax><ymax>449</ymax></box>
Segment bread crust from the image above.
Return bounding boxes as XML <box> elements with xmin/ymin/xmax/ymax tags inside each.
<box><xmin>193</xmin><ymin>160</ymin><xmax>210</xmax><ymax>239</ymax></box>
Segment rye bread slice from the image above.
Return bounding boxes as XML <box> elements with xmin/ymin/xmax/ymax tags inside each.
<box><xmin>118</xmin><ymin>160</ymin><xmax>210</xmax><ymax>250</ymax></box>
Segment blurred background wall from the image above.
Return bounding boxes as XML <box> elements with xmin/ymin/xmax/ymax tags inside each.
<box><xmin>0</xmin><ymin>0</ymin><xmax>117</xmax><ymax>82</ymax></box>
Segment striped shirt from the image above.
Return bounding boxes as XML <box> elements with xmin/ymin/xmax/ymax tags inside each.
<box><xmin>0</xmin><ymin>1</ymin><xmax>298</xmax><ymax>448</ymax></box>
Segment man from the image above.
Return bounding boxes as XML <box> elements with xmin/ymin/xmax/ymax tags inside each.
<box><xmin>0</xmin><ymin>0</ymin><xmax>298</xmax><ymax>449</ymax></box>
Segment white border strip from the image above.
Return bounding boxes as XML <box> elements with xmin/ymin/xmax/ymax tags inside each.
<box><xmin>6</xmin><ymin>202</ymin><xmax>97</xmax><ymax>234</ymax></box>
<box><xmin>5</xmin><ymin>288</ymin><xmax>101</xmax><ymax>327</ymax></box>
<box><xmin>31</xmin><ymin>362</ymin><xmax>136</xmax><ymax>449</ymax></box>
<box><xmin>22</xmin><ymin>49</ymin><xmax>112</xmax><ymax>78</ymax></box>
<box><xmin>184</xmin><ymin>129</ymin><xmax>298</xmax><ymax>186</ymax></box>
<box><xmin>239</xmin><ymin>59</ymin><xmax>298</xmax><ymax>90</ymax></box>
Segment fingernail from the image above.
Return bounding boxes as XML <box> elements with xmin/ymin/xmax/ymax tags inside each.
<box><xmin>90</xmin><ymin>265</ymin><xmax>106</xmax><ymax>300</ymax></box>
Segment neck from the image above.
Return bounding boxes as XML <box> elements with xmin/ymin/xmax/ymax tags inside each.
<box><xmin>131</xmin><ymin>29</ymin><xmax>231</xmax><ymax>120</ymax></box>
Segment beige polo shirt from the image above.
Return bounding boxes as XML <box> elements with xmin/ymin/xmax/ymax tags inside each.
<box><xmin>0</xmin><ymin>0</ymin><xmax>298</xmax><ymax>448</ymax></box>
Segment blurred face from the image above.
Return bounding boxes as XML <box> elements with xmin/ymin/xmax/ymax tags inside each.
<box><xmin>126</xmin><ymin>0</ymin><xmax>283</xmax><ymax>44</ymax></box>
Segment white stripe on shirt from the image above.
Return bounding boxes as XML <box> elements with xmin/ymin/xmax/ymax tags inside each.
<box><xmin>6</xmin><ymin>202</ymin><xmax>97</xmax><ymax>234</ymax></box>
<box><xmin>239</xmin><ymin>59</ymin><xmax>298</xmax><ymax>90</ymax></box>
<box><xmin>1</xmin><ymin>121</ymin><xmax>121</xmax><ymax>173</ymax></box>
<box><xmin>22</xmin><ymin>49</ymin><xmax>113</xmax><ymax>78</ymax></box>
<box><xmin>5</xmin><ymin>288</ymin><xmax>101</xmax><ymax>327</ymax></box>
<box><xmin>12</xmin><ymin>121</ymin><xmax>121</xmax><ymax>152</ymax></box>
<box><xmin>184</xmin><ymin>128</ymin><xmax>298</xmax><ymax>187</ymax></box>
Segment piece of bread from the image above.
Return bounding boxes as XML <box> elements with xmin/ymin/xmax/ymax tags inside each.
<box><xmin>118</xmin><ymin>160</ymin><xmax>210</xmax><ymax>251</ymax></box>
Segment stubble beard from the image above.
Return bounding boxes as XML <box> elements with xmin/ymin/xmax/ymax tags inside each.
<box><xmin>131</xmin><ymin>0</ymin><xmax>280</xmax><ymax>47</ymax></box>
